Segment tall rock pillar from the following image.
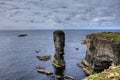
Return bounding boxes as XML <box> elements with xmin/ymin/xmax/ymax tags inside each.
<box><xmin>52</xmin><ymin>30</ymin><xmax>65</xmax><ymax>67</ymax></box>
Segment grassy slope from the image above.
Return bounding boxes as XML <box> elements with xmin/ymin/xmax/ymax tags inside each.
<box><xmin>93</xmin><ymin>32</ymin><xmax>120</xmax><ymax>42</ymax></box>
<box><xmin>84</xmin><ymin>65</ymin><xmax>120</xmax><ymax>80</ymax></box>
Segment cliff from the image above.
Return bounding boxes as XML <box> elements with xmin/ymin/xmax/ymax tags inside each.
<box><xmin>82</xmin><ymin>32</ymin><xmax>120</xmax><ymax>74</ymax></box>
<box><xmin>84</xmin><ymin>65</ymin><xmax>120</xmax><ymax>80</ymax></box>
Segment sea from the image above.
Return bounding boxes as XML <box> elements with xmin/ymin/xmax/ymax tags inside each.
<box><xmin>0</xmin><ymin>29</ymin><xmax>120</xmax><ymax>80</ymax></box>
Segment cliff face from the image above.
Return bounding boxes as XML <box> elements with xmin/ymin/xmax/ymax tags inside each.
<box><xmin>84</xmin><ymin>32</ymin><xmax>120</xmax><ymax>73</ymax></box>
<box><xmin>84</xmin><ymin>65</ymin><xmax>120</xmax><ymax>80</ymax></box>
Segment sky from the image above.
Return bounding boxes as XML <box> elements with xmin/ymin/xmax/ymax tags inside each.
<box><xmin>0</xmin><ymin>0</ymin><xmax>120</xmax><ymax>30</ymax></box>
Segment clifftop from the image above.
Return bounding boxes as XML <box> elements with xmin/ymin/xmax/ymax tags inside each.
<box><xmin>88</xmin><ymin>32</ymin><xmax>120</xmax><ymax>43</ymax></box>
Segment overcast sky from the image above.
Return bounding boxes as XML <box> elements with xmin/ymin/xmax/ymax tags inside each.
<box><xmin>0</xmin><ymin>0</ymin><xmax>120</xmax><ymax>30</ymax></box>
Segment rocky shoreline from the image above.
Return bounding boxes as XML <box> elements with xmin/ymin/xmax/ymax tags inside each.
<box><xmin>81</xmin><ymin>32</ymin><xmax>120</xmax><ymax>79</ymax></box>
<box><xmin>84</xmin><ymin>65</ymin><xmax>120</xmax><ymax>80</ymax></box>
<box><xmin>35</xmin><ymin>31</ymin><xmax>120</xmax><ymax>80</ymax></box>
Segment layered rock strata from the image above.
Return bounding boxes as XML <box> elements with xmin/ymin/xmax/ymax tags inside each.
<box><xmin>83</xmin><ymin>32</ymin><xmax>120</xmax><ymax>74</ymax></box>
<box><xmin>52</xmin><ymin>30</ymin><xmax>65</xmax><ymax>67</ymax></box>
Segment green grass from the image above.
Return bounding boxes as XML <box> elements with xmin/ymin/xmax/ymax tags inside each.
<box><xmin>89</xmin><ymin>74</ymin><xmax>100</xmax><ymax>80</ymax></box>
<box><xmin>84</xmin><ymin>65</ymin><xmax>120</xmax><ymax>80</ymax></box>
<box><xmin>94</xmin><ymin>32</ymin><xmax>120</xmax><ymax>42</ymax></box>
<box><xmin>115</xmin><ymin>65</ymin><xmax>120</xmax><ymax>70</ymax></box>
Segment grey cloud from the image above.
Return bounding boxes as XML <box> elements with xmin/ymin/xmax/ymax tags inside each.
<box><xmin>0</xmin><ymin>0</ymin><xmax>119</xmax><ymax>29</ymax></box>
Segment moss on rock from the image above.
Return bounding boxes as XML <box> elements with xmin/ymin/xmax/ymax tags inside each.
<box><xmin>84</xmin><ymin>65</ymin><xmax>120</xmax><ymax>80</ymax></box>
<box><xmin>93</xmin><ymin>32</ymin><xmax>120</xmax><ymax>42</ymax></box>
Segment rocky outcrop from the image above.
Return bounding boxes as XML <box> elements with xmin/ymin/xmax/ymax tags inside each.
<box><xmin>82</xmin><ymin>32</ymin><xmax>120</xmax><ymax>74</ymax></box>
<box><xmin>52</xmin><ymin>30</ymin><xmax>65</xmax><ymax>67</ymax></box>
<box><xmin>84</xmin><ymin>65</ymin><xmax>120</xmax><ymax>80</ymax></box>
<box><xmin>36</xmin><ymin>55</ymin><xmax>51</xmax><ymax>61</ymax></box>
<box><xmin>37</xmin><ymin>67</ymin><xmax>53</xmax><ymax>75</ymax></box>
<box><xmin>18</xmin><ymin>34</ymin><xmax>27</xmax><ymax>37</ymax></box>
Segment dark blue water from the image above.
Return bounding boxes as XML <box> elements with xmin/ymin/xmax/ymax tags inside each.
<box><xmin>0</xmin><ymin>30</ymin><xmax>120</xmax><ymax>80</ymax></box>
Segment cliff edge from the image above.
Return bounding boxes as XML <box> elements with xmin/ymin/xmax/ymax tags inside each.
<box><xmin>82</xmin><ymin>32</ymin><xmax>120</xmax><ymax>75</ymax></box>
<box><xmin>84</xmin><ymin>65</ymin><xmax>120</xmax><ymax>80</ymax></box>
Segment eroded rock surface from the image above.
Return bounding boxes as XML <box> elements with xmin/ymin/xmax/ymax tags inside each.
<box><xmin>52</xmin><ymin>30</ymin><xmax>65</xmax><ymax>67</ymax></box>
<box><xmin>83</xmin><ymin>32</ymin><xmax>120</xmax><ymax>74</ymax></box>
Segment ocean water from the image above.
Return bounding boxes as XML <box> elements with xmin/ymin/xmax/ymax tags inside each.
<box><xmin>0</xmin><ymin>29</ymin><xmax>120</xmax><ymax>80</ymax></box>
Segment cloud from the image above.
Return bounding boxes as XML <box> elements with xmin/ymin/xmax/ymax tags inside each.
<box><xmin>0</xmin><ymin>0</ymin><xmax>120</xmax><ymax>30</ymax></box>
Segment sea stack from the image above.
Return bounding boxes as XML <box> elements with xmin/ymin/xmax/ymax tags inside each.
<box><xmin>52</xmin><ymin>30</ymin><xmax>65</xmax><ymax>67</ymax></box>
